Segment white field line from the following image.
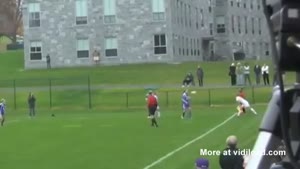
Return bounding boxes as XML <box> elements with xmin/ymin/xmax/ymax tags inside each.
<box><xmin>143</xmin><ymin>113</ymin><xmax>236</xmax><ymax>169</ymax></box>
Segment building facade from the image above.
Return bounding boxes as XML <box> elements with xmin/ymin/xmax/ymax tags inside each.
<box><xmin>214</xmin><ymin>0</ymin><xmax>271</xmax><ymax>60</ymax></box>
<box><xmin>22</xmin><ymin>0</ymin><xmax>270</xmax><ymax>69</ymax></box>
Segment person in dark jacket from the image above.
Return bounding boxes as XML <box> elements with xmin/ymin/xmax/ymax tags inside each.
<box><xmin>182</xmin><ymin>72</ymin><xmax>195</xmax><ymax>87</ymax></box>
<box><xmin>219</xmin><ymin>135</ymin><xmax>244</xmax><ymax>169</ymax></box>
<box><xmin>254</xmin><ymin>64</ymin><xmax>261</xmax><ymax>85</ymax></box>
<box><xmin>229</xmin><ymin>63</ymin><xmax>236</xmax><ymax>86</ymax></box>
<box><xmin>196</xmin><ymin>65</ymin><xmax>204</xmax><ymax>87</ymax></box>
<box><xmin>28</xmin><ymin>92</ymin><xmax>36</xmax><ymax>117</ymax></box>
<box><xmin>46</xmin><ymin>54</ymin><xmax>51</xmax><ymax>69</ymax></box>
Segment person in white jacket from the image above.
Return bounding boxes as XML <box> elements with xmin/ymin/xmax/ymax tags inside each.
<box><xmin>261</xmin><ymin>64</ymin><xmax>270</xmax><ymax>85</ymax></box>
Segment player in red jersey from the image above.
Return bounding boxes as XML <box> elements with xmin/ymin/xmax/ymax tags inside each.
<box><xmin>147</xmin><ymin>91</ymin><xmax>158</xmax><ymax>127</ymax></box>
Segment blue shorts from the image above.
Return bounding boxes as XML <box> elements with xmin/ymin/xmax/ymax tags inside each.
<box><xmin>182</xmin><ymin>104</ymin><xmax>190</xmax><ymax>110</ymax></box>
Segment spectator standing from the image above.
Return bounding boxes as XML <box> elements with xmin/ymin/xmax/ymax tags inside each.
<box><xmin>93</xmin><ymin>50</ymin><xmax>100</xmax><ymax>65</ymax></box>
<box><xmin>236</xmin><ymin>63</ymin><xmax>244</xmax><ymax>86</ymax></box>
<box><xmin>243</xmin><ymin>63</ymin><xmax>251</xmax><ymax>86</ymax></box>
<box><xmin>28</xmin><ymin>92</ymin><xmax>36</xmax><ymax>117</ymax></box>
<box><xmin>46</xmin><ymin>54</ymin><xmax>51</xmax><ymax>69</ymax></box>
<box><xmin>262</xmin><ymin>64</ymin><xmax>270</xmax><ymax>85</ymax></box>
<box><xmin>229</xmin><ymin>63</ymin><xmax>236</xmax><ymax>86</ymax></box>
<box><xmin>254</xmin><ymin>64</ymin><xmax>261</xmax><ymax>85</ymax></box>
<box><xmin>196</xmin><ymin>65</ymin><xmax>204</xmax><ymax>87</ymax></box>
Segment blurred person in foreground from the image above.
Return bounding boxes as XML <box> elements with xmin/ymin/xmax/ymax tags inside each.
<box><xmin>219</xmin><ymin>135</ymin><xmax>244</xmax><ymax>169</ymax></box>
<box><xmin>195</xmin><ymin>158</ymin><xmax>209</xmax><ymax>169</ymax></box>
<box><xmin>0</xmin><ymin>99</ymin><xmax>6</xmax><ymax>126</ymax></box>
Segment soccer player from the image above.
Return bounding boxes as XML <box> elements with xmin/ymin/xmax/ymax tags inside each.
<box><xmin>235</xmin><ymin>96</ymin><xmax>257</xmax><ymax>116</ymax></box>
<box><xmin>0</xmin><ymin>99</ymin><xmax>6</xmax><ymax>126</ymax></box>
<box><xmin>147</xmin><ymin>91</ymin><xmax>158</xmax><ymax>127</ymax></box>
<box><xmin>153</xmin><ymin>92</ymin><xmax>160</xmax><ymax>118</ymax></box>
<box><xmin>181</xmin><ymin>89</ymin><xmax>191</xmax><ymax>119</ymax></box>
<box><xmin>237</xmin><ymin>88</ymin><xmax>245</xmax><ymax>99</ymax></box>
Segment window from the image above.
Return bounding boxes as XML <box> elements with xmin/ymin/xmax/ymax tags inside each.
<box><xmin>208</xmin><ymin>6</ymin><xmax>212</xmax><ymax>13</ymax></box>
<box><xmin>257</xmin><ymin>0</ymin><xmax>261</xmax><ymax>10</ymax></box>
<box><xmin>105</xmin><ymin>38</ymin><xmax>118</xmax><ymax>57</ymax></box>
<box><xmin>152</xmin><ymin>0</ymin><xmax>165</xmax><ymax>21</ymax></box>
<box><xmin>243</xmin><ymin>3</ymin><xmax>246</xmax><ymax>8</ymax></box>
<box><xmin>180</xmin><ymin>2</ymin><xmax>183</xmax><ymax>26</ymax></box>
<box><xmin>258</xmin><ymin>18</ymin><xmax>262</xmax><ymax>34</ymax></box>
<box><xmin>190</xmin><ymin>39</ymin><xmax>193</xmax><ymax>56</ymax></box>
<box><xmin>184</xmin><ymin>4</ymin><xmax>187</xmax><ymax>26</ymax></box>
<box><xmin>216</xmin><ymin>16</ymin><xmax>225</xmax><ymax>33</ymax></box>
<box><xmin>196</xmin><ymin>8</ymin><xmax>199</xmax><ymax>29</ymax></box>
<box><xmin>188</xmin><ymin>5</ymin><xmax>192</xmax><ymax>27</ymax></box>
<box><xmin>76</xmin><ymin>0</ymin><xmax>88</xmax><ymax>25</ymax></box>
<box><xmin>237</xmin><ymin>16</ymin><xmax>241</xmax><ymax>34</ymax></box>
<box><xmin>200</xmin><ymin>9</ymin><xmax>204</xmax><ymax>27</ymax></box>
<box><xmin>237</xmin><ymin>0</ymin><xmax>240</xmax><ymax>7</ymax></box>
<box><xmin>230</xmin><ymin>1</ymin><xmax>233</xmax><ymax>6</ymax></box>
<box><xmin>30</xmin><ymin>41</ymin><xmax>42</xmax><ymax>60</ymax></box>
<box><xmin>244</xmin><ymin>16</ymin><xmax>248</xmax><ymax>34</ymax></box>
<box><xmin>29</xmin><ymin>3</ymin><xmax>40</xmax><ymax>27</ymax></box>
<box><xmin>209</xmin><ymin>23</ymin><xmax>213</xmax><ymax>35</ymax></box>
<box><xmin>77</xmin><ymin>39</ymin><xmax>89</xmax><ymax>58</ymax></box>
<box><xmin>251</xmin><ymin>18</ymin><xmax>255</xmax><ymax>34</ymax></box>
<box><xmin>265</xmin><ymin>43</ymin><xmax>269</xmax><ymax>55</ymax></box>
<box><xmin>154</xmin><ymin>34</ymin><xmax>167</xmax><ymax>54</ymax></box>
<box><xmin>186</xmin><ymin>38</ymin><xmax>189</xmax><ymax>56</ymax></box>
<box><xmin>104</xmin><ymin>0</ymin><xmax>116</xmax><ymax>23</ymax></box>
<box><xmin>177</xmin><ymin>0</ymin><xmax>180</xmax><ymax>24</ymax></box>
<box><xmin>231</xmin><ymin>15</ymin><xmax>235</xmax><ymax>33</ymax></box>
<box><xmin>250</xmin><ymin>1</ymin><xmax>253</xmax><ymax>9</ymax></box>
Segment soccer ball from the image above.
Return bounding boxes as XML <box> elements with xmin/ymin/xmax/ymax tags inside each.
<box><xmin>191</xmin><ymin>91</ymin><xmax>197</xmax><ymax>94</ymax></box>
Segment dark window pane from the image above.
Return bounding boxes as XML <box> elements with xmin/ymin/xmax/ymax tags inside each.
<box><xmin>154</xmin><ymin>47</ymin><xmax>167</xmax><ymax>54</ymax></box>
<box><xmin>106</xmin><ymin>49</ymin><xmax>118</xmax><ymax>57</ymax></box>
<box><xmin>76</xmin><ymin>17</ymin><xmax>87</xmax><ymax>25</ymax></box>
<box><xmin>160</xmin><ymin>35</ymin><xmax>166</xmax><ymax>46</ymax></box>
<box><xmin>154</xmin><ymin>35</ymin><xmax>160</xmax><ymax>46</ymax></box>
<box><xmin>30</xmin><ymin>47</ymin><xmax>35</xmax><ymax>52</ymax></box>
<box><xmin>77</xmin><ymin>50</ymin><xmax>89</xmax><ymax>58</ymax></box>
<box><xmin>35</xmin><ymin>13</ymin><xmax>40</xmax><ymax>19</ymax></box>
<box><xmin>198</xmin><ymin>50</ymin><xmax>200</xmax><ymax>56</ymax></box>
<box><xmin>30</xmin><ymin>53</ymin><xmax>42</xmax><ymax>60</ymax></box>
<box><xmin>36</xmin><ymin>47</ymin><xmax>41</xmax><ymax>52</ymax></box>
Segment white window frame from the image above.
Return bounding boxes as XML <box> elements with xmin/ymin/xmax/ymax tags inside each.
<box><xmin>216</xmin><ymin>16</ymin><xmax>226</xmax><ymax>33</ymax></box>
<box><xmin>75</xmin><ymin>0</ymin><xmax>88</xmax><ymax>25</ymax></box>
<box><xmin>28</xmin><ymin>3</ymin><xmax>40</xmax><ymax>28</ymax></box>
<box><xmin>154</xmin><ymin>34</ymin><xmax>167</xmax><ymax>55</ymax></box>
<box><xmin>104</xmin><ymin>0</ymin><xmax>116</xmax><ymax>24</ymax></box>
<box><xmin>30</xmin><ymin>41</ymin><xmax>42</xmax><ymax>61</ymax></box>
<box><xmin>76</xmin><ymin>38</ymin><xmax>90</xmax><ymax>58</ymax></box>
<box><xmin>152</xmin><ymin>0</ymin><xmax>165</xmax><ymax>21</ymax></box>
<box><xmin>105</xmin><ymin>37</ymin><xmax>118</xmax><ymax>57</ymax></box>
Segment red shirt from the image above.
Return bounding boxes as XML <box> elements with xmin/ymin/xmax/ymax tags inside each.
<box><xmin>238</xmin><ymin>92</ymin><xmax>246</xmax><ymax>99</ymax></box>
<box><xmin>147</xmin><ymin>95</ymin><xmax>157</xmax><ymax>107</ymax></box>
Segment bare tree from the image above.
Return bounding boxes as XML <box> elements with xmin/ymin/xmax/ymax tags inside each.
<box><xmin>0</xmin><ymin>0</ymin><xmax>23</xmax><ymax>43</ymax></box>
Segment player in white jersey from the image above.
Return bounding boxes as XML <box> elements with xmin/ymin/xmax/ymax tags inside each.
<box><xmin>153</xmin><ymin>92</ymin><xmax>160</xmax><ymax>118</ymax></box>
<box><xmin>235</xmin><ymin>96</ymin><xmax>257</xmax><ymax>116</ymax></box>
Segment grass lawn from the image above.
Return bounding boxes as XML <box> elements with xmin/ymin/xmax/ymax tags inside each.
<box><xmin>1</xmin><ymin>106</ymin><xmax>264</xmax><ymax>169</ymax></box>
<box><xmin>0</xmin><ymin>50</ymin><xmax>296</xmax><ymax>87</ymax></box>
<box><xmin>0</xmin><ymin>50</ymin><xmax>278</xmax><ymax>169</ymax></box>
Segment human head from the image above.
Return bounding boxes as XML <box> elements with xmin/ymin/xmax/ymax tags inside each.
<box><xmin>148</xmin><ymin>90</ymin><xmax>153</xmax><ymax>95</ymax></box>
<box><xmin>226</xmin><ymin>135</ymin><xmax>238</xmax><ymax>148</ymax></box>
<box><xmin>1</xmin><ymin>98</ymin><xmax>6</xmax><ymax>104</ymax></box>
<box><xmin>231</xmin><ymin>63</ymin><xmax>235</xmax><ymax>66</ymax></box>
<box><xmin>195</xmin><ymin>158</ymin><xmax>209</xmax><ymax>169</ymax></box>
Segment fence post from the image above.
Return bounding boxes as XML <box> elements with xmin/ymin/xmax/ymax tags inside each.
<box><xmin>13</xmin><ymin>79</ymin><xmax>16</xmax><ymax>110</ymax></box>
<box><xmin>252</xmin><ymin>86</ymin><xmax>255</xmax><ymax>104</ymax></box>
<box><xmin>208</xmin><ymin>89</ymin><xmax>211</xmax><ymax>106</ymax></box>
<box><xmin>166</xmin><ymin>91</ymin><xmax>169</xmax><ymax>107</ymax></box>
<box><xmin>88</xmin><ymin>76</ymin><xmax>92</xmax><ymax>109</ymax></box>
<box><xmin>126</xmin><ymin>92</ymin><xmax>129</xmax><ymax>108</ymax></box>
<box><xmin>49</xmin><ymin>79</ymin><xmax>52</xmax><ymax>109</ymax></box>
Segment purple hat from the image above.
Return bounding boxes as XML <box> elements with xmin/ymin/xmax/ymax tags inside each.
<box><xmin>195</xmin><ymin>158</ymin><xmax>209</xmax><ymax>169</ymax></box>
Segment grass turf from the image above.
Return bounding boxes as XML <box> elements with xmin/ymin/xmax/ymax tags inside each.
<box><xmin>0</xmin><ymin>50</ymin><xmax>296</xmax><ymax>87</ymax></box>
<box><xmin>1</xmin><ymin>106</ymin><xmax>264</xmax><ymax>169</ymax></box>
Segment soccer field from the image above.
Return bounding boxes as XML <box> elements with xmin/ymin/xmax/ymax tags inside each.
<box><xmin>1</xmin><ymin>106</ymin><xmax>265</xmax><ymax>169</ymax></box>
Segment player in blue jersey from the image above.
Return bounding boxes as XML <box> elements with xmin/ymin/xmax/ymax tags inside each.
<box><xmin>181</xmin><ymin>89</ymin><xmax>191</xmax><ymax>119</ymax></box>
<box><xmin>0</xmin><ymin>99</ymin><xmax>6</xmax><ymax>126</ymax></box>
